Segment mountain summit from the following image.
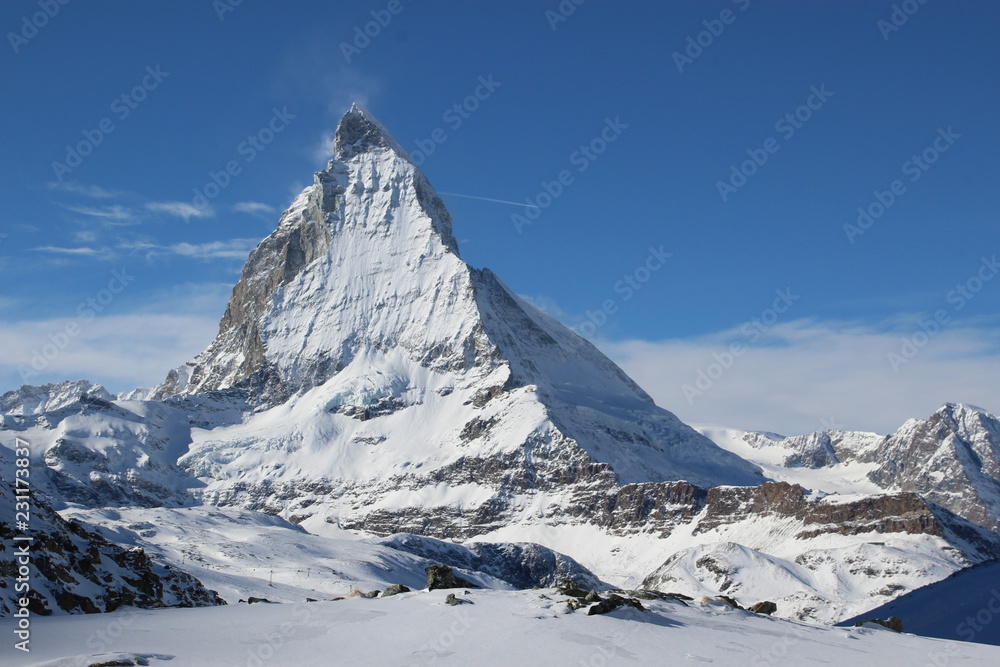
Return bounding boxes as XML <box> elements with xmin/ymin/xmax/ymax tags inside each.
<box><xmin>152</xmin><ymin>105</ymin><xmax>762</xmax><ymax>536</ymax></box>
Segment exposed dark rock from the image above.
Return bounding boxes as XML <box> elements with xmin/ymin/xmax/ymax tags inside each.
<box><xmin>381</xmin><ymin>584</ymin><xmax>411</xmax><ymax>598</ymax></box>
<box><xmin>609</xmin><ymin>589</ymin><xmax>691</xmax><ymax>604</ymax></box>
<box><xmin>555</xmin><ymin>579</ymin><xmax>591</xmax><ymax>598</ymax></box>
<box><xmin>587</xmin><ymin>594</ymin><xmax>645</xmax><ymax>616</ymax></box>
<box><xmin>749</xmin><ymin>601</ymin><xmax>777</xmax><ymax>615</ymax></box>
<box><xmin>425</xmin><ymin>564</ymin><xmax>478</xmax><ymax>591</ymax></box>
<box><xmin>716</xmin><ymin>595</ymin><xmax>743</xmax><ymax>609</ymax></box>
<box><xmin>383</xmin><ymin>535</ymin><xmax>600</xmax><ymax>590</ymax></box>
<box><xmin>247</xmin><ymin>597</ymin><xmax>274</xmax><ymax>604</ymax></box>
<box><xmin>855</xmin><ymin>616</ymin><xmax>904</xmax><ymax>633</ymax></box>
<box><xmin>445</xmin><ymin>593</ymin><xmax>473</xmax><ymax>606</ymax></box>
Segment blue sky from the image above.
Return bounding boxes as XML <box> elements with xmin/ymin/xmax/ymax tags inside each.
<box><xmin>1</xmin><ymin>0</ymin><xmax>998</xmax><ymax>434</ymax></box>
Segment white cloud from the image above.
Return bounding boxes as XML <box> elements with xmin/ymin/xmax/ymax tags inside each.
<box><xmin>146</xmin><ymin>201</ymin><xmax>214</xmax><ymax>221</ymax></box>
<box><xmin>0</xmin><ymin>281</ymin><xmax>234</xmax><ymax>394</ymax></box>
<box><xmin>117</xmin><ymin>238</ymin><xmax>257</xmax><ymax>260</ymax></box>
<box><xmin>0</xmin><ymin>313</ymin><xmax>219</xmax><ymax>393</ymax></box>
<box><xmin>47</xmin><ymin>181</ymin><xmax>121</xmax><ymax>199</ymax></box>
<box><xmin>32</xmin><ymin>245</ymin><xmax>113</xmax><ymax>258</ymax></box>
<box><xmin>60</xmin><ymin>204</ymin><xmax>139</xmax><ymax>225</ymax></box>
<box><xmin>233</xmin><ymin>201</ymin><xmax>276</xmax><ymax>216</ymax></box>
<box><xmin>314</xmin><ymin>130</ymin><xmax>337</xmax><ymax>162</ymax></box>
<box><xmin>73</xmin><ymin>229</ymin><xmax>100</xmax><ymax>243</ymax></box>
<box><xmin>599</xmin><ymin>318</ymin><xmax>1000</xmax><ymax>436</ymax></box>
<box><xmin>166</xmin><ymin>239</ymin><xmax>258</xmax><ymax>260</ymax></box>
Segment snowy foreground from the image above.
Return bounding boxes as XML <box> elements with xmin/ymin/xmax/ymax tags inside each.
<box><xmin>6</xmin><ymin>589</ymin><xmax>999</xmax><ymax>667</ymax></box>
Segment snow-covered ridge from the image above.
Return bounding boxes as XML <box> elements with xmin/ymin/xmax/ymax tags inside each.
<box><xmin>698</xmin><ymin>402</ymin><xmax>1000</xmax><ymax>532</ymax></box>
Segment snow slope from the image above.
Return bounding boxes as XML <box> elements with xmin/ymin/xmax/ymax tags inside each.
<box><xmin>839</xmin><ymin>561</ymin><xmax>1000</xmax><ymax>646</ymax></box>
<box><xmin>4</xmin><ymin>589</ymin><xmax>998</xmax><ymax>667</ymax></box>
<box><xmin>61</xmin><ymin>506</ymin><xmax>600</xmax><ymax>605</ymax></box>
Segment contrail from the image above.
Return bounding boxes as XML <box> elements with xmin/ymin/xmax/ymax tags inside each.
<box><xmin>437</xmin><ymin>192</ymin><xmax>539</xmax><ymax>209</ymax></box>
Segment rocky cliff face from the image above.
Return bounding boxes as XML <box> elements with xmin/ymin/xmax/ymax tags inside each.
<box><xmin>867</xmin><ymin>403</ymin><xmax>1000</xmax><ymax>532</ymax></box>
<box><xmin>0</xmin><ymin>479</ymin><xmax>223</xmax><ymax>615</ymax></box>
<box><xmin>737</xmin><ymin>404</ymin><xmax>1000</xmax><ymax>532</ymax></box>
<box><xmin>640</xmin><ymin>482</ymin><xmax>1000</xmax><ymax>623</ymax></box>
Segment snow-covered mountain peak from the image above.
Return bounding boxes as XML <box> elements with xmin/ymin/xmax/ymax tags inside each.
<box><xmin>332</xmin><ymin>103</ymin><xmax>412</xmax><ymax>164</ymax></box>
<box><xmin>0</xmin><ymin>380</ymin><xmax>111</xmax><ymax>417</ymax></box>
<box><xmin>143</xmin><ymin>104</ymin><xmax>762</xmax><ymax>530</ymax></box>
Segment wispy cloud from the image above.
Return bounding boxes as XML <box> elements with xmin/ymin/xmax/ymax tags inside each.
<box><xmin>33</xmin><ymin>245</ymin><xmax>113</xmax><ymax>258</ymax></box>
<box><xmin>47</xmin><ymin>181</ymin><xmax>122</xmax><ymax>199</ymax></box>
<box><xmin>314</xmin><ymin>130</ymin><xmax>337</xmax><ymax>162</ymax></box>
<box><xmin>146</xmin><ymin>201</ymin><xmax>215</xmax><ymax>221</ymax></box>
<box><xmin>120</xmin><ymin>238</ymin><xmax>257</xmax><ymax>261</ymax></box>
<box><xmin>167</xmin><ymin>239</ymin><xmax>257</xmax><ymax>259</ymax></box>
<box><xmin>60</xmin><ymin>204</ymin><xmax>139</xmax><ymax>225</ymax></box>
<box><xmin>233</xmin><ymin>201</ymin><xmax>276</xmax><ymax>216</ymax></box>
<box><xmin>73</xmin><ymin>229</ymin><xmax>100</xmax><ymax>243</ymax></box>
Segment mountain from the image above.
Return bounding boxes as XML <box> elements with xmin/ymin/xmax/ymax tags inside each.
<box><xmin>703</xmin><ymin>403</ymin><xmax>1000</xmax><ymax>533</ymax></box>
<box><xmin>149</xmin><ymin>103</ymin><xmax>763</xmax><ymax>534</ymax></box>
<box><xmin>638</xmin><ymin>482</ymin><xmax>1000</xmax><ymax>623</ymax></box>
<box><xmin>0</xmin><ymin>476</ymin><xmax>223</xmax><ymax>615</ymax></box>
<box><xmin>3</xmin><ymin>106</ymin><xmax>999</xmax><ymax>629</ymax></box>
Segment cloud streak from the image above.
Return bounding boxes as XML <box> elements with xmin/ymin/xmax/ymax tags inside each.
<box><xmin>59</xmin><ymin>204</ymin><xmax>139</xmax><ymax>225</ymax></box>
<box><xmin>120</xmin><ymin>238</ymin><xmax>258</xmax><ymax>260</ymax></box>
<box><xmin>600</xmin><ymin>317</ymin><xmax>1000</xmax><ymax>436</ymax></box>
<box><xmin>33</xmin><ymin>245</ymin><xmax>113</xmax><ymax>259</ymax></box>
<box><xmin>146</xmin><ymin>201</ymin><xmax>215</xmax><ymax>221</ymax></box>
<box><xmin>233</xmin><ymin>201</ymin><xmax>277</xmax><ymax>216</ymax></box>
<box><xmin>46</xmin><ymin>181</ymin><xmax>122</xmax><ymax>199</ymax></box>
